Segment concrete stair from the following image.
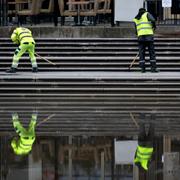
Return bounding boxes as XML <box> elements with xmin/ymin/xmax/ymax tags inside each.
<box><xmin>0</xmin><ymin>38</ymin><xmax>180</xmax><ymax>72</ymax></box>
<box><xmin>0</xmin><ymin>38</ymin><xmax>180</xmax><ymax>136</ymax></box>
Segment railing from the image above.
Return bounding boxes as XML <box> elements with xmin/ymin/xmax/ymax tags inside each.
<box><xmin>5</xmin><ymin>0</ymin><xmax>113</xmax><ymax>26</ymax></box>
<box><xmin>147</xmin><ymin>0</ymin><xmax>180</xmax><ymax>25</ymax></box>
<box><xmin>0</xmin><ymin>0</ymin><xmax>8</xmax><ymax>26</ymax></box>
<box><xmin>3</xmin><ymin>0</ymin><xmax>180</xmax><ymax>26</ymax></box>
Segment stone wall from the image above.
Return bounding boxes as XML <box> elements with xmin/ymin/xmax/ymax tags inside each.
<box><xmin>0</xmin><ymin>26</ymin><xmax>180</xmax><ymax>38</ymax></box>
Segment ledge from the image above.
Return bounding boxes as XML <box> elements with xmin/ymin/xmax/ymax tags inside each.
<box><xmin>1</xmin><ymin>25</ymin><xmax>180</xmax><ymax>38</ymax></box>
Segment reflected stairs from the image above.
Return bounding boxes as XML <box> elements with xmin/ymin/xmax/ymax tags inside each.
<box><xmin>0</xmin><ymin>38</ymin><xmax>180</xmax><ymax>136</ymax></box>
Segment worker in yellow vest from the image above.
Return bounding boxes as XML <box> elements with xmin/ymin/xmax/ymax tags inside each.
<box><xmin>133</xmin><ymin>8</ymin><xmax>158</xmax><ymax>73</ymax></box>
<box><xmin>134</xmin><ymin>118</ymin><xmax>155</xmax><ymax>171</ymax></box>
<box><xmin>6</xmin><ymin>27</ymin><xmax>38</xmax><ymax>73</ymax></box>
<box><xmin>11</xmin><ymin>113</ymin><xmax>37</xmax><ymax>155</ymax></box>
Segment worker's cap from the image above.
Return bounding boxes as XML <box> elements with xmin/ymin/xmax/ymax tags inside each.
<box><xmin>138</xmin><ymin>8</ymin><xmax>146</xmax><ymax>13</ymax></box>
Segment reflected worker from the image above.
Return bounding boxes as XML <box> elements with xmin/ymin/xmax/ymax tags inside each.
<box><xmin>6</xmin><ymin>27</ymin><xmax>38</xmax><ymax>73</ymax></box>
<box><xmin>11</xmin><ymin>113</ymin><xmax>37</xmax><ymax>155</ymax></box>
<box><xmin>134</xmin><ymin>122</ymin><xmax>154</xmax><ymax>171</ymax></box>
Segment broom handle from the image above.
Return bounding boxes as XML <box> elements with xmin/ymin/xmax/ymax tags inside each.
<box><xmin>35</xmin><ymin>52</ymin><xmax>57</xmax><ymax>66</ymax></box>
<box><xmin>129</xmin><ymin>53</ymin><xmax>138</xmax><ymax>69</ymax></box>
<box><xmin>130</xmin><ymin>113</ymin><xmax>139</xmax><ymax>129</ymax></box>
<box><xmin>37</xmin><ymin>114</ymin><xmax>56</xmax><ymax>127</ymax></box>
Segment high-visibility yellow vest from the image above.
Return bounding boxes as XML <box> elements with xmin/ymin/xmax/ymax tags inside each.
<box><xmin>11</xmin><ymin>27</ymin><xmax>35</xmax><ymax>44</ymax></box>
<box><xmin>133</xmin><ymin>12</ymin><xmax>154</xmax><ymax>37</ymax></box>
<box><xmin>14</xmin><ymin>136</ymin><xmax>35</xmax><ymax>155</ymax></box>
<box><xmin>134</xmin><ymin>145</ymin><xmax>153</xmax><ymax>171</ymax></box>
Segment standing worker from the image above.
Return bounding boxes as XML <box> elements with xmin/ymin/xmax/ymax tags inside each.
<box><xmin>6</xmin><ymin>27</ymin><xmax>38</xmax><ymax>73</ymax></box>
<box><xmin>134</xmin><ymin>119</ymin><xmax>155</xmax><ymax>171</ymax></box>
<box><xmin>11</xmin><ymin>113</ymin><xmax>37</xmax><ymax>155</ymax></box>
<box><xmin>133</xmin><ymin>8</ymin><xmax>158</xmax><ymax>73</ymax></box>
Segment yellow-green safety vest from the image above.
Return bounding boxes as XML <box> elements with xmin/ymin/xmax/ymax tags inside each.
<box><xmin>133</xmin><ymin>12</ymin><xmax>154</xmax><ymax>37</ymax></box>
<box><xmin>11</xmin><ymin>27</ymin><xmax>35</xmax><ymax>45</ymax></box>
<box><xmin>15</xmin><ymin>136</ymin><xmax>35</xmax><ymax>155</ymax></box>
<box><xmin>134</xmin><ymin>145</ymin><xmax>153</xmax><ymax>171</ymax></box>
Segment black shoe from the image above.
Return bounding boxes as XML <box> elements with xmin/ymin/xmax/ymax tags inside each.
<box><xmin>141</xmin><ymin>70</ymin><xmax>146</xmax><ymax>73</ymax></box>
<box><xmin>151</xmin><ymin>68</ymin><xmax>159</xmax><ymax>73</ymax></box>
<box><xmin>6</xmin><ymin>67</ymin><xmax>16</xmax><ymax>73</ymax></box>
<box><xmin>32</xmin><ymin>67</ymin><xmax>38</xmax><ymax>73</ymax></box>
<box><xmin>141</xmin><ymin>68</ymin><xmax>146</xmax><ymax>73</ymax></box>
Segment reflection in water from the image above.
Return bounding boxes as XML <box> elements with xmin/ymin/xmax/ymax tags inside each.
<box><xmin>2</xmin><ymin>133</ymin><xmax>180</xmax><ymax>180</ymax></box>
<box><xmin>0</xmin><ymin>112</ymin><xmax>178</xmax><ymax>180</ymax></box>
<box><xmin>11</xmin><ymin>113</ymin><xmax>37</xmax><ymax>156</ymax></box>
<box><xmin>57</xmin><ymin>136</ymin><xmax>113</xmax><ymax>179</ymax></box>
<box><xmin>134</xmin><ymin>122</ymin><xmax>154</xmax><ymax>172</ymax></box>
<box><xmin>5</xmin><ymin>135</ymin><xmax>134</xmax><ymax>180</ymax></box>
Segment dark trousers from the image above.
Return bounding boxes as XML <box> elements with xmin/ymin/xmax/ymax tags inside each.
<box><xmin>138</xmin><ymin>123</ymin><xmax>154</xmax><ymax>147</ymax></box>
<box><xmin>138</xmin><ymin>41</ymin><xmax>156</xmax><ymax>61</ymax></box>
<box><xmin>138</xmin><ymin>37</ymin><xmax>157</xmax><ymax>71</ymax></box>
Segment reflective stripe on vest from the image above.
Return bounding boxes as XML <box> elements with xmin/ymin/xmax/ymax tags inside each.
<box><xmin>133</xmin><ymin>12</ymin><xmax>153</xmax><ymax>36</ymax></box>
<box><xmin>18</xmin><ymin>136</ymin><xmax>35</xmax><ymax>151</ymax></box>
<box><xmin>16</xmin><ymin>27</ymin><xmax>35</xmax><ymax>44</ymax></box>
<box><xmin>134</xmin><ymin>145</ymin><xmax>153</xmax><ymax>170</ymax></box>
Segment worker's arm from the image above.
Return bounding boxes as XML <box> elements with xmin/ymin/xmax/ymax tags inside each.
<box><xmin>147</xmin><ymin>13</ymin><xmax>156</xmax><ymax>31</ymax></box>
<box><xmin>11</xmin><ymin>29</ymin><xmax>19</xmax><ymax>44</ymax></box>
<box><xmin>133</xmin><ymin>22</ymin><xmax>137</xmax><ymax>35</ymax></box>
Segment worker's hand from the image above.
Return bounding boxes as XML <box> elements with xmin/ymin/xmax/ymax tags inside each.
<box><xmin>12</xmin><ymin>113</ymin><xmax>19</xmax><ymax>120</ymax></box>
<box><xmin>152</xmin><ymin>22</ymin><xmax>156</xmax><ymax>31</ymax></box>
<box><xmin>32</xmin><ymin>110</ymin><xmax>38</xmax><ymax>119</ymax></box>
<box><xmin>14</xmin><ymin>40</ymin><xmax>20</xmax><ymax>45</ymax></box>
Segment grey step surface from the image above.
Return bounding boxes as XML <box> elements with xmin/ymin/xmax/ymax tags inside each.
<box><xmin>0</xmin><ymin>71</ymin><xmax>179</xmax><ymax>136</ymax></box>
<box><xmin>1</xmin><ymin>38</ymin><xmax>180</xmax><ymax>72</ymax></box>
<box><xmin>0</xmin><ymin>38</ymin><xmax>180</xmax><ymax>136</ymax></box>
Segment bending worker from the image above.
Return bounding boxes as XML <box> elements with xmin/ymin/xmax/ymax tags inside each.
<box><xmin>134</xmin><ymin>121</ymin><xmax>155</xmax><ymax>171</ymax></box>
<box><xmin>7</xmin><ymin>27</ymin><xmax>38</xmax><ymax>73</ymax></box>
<box><xmin>133</xmin><ymin>8</ymin><xmax>158</xmax><ymax>73</ymax></box>
<box><xmin>11</xmin><ymin>113</ymin><xmax>37</xmax><ymax>155</ymax></box>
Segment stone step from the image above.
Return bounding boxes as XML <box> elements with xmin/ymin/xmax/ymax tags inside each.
<box><xmin>0</xmin><ymin>38</ymin><xmax>180</xmax><ymax>135</ymax></box>
<box><xmin>1</xmin><ymin>51</ymin><xmax>180</xmax><ymax>56</ymax></box>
